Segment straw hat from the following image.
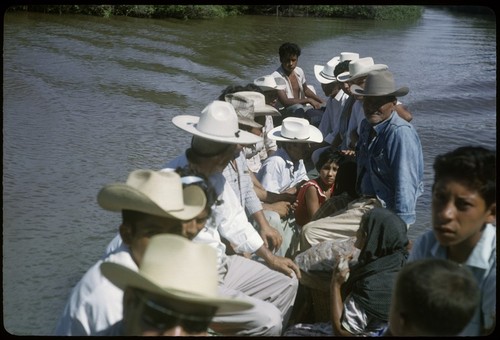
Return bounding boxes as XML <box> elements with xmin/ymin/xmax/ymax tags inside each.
<box><xmin>339</xmin><ymin>52</ymin><xmax>360</xmax><ymax>62</ymax></box>
<box><xmin>350</xmin><ymin>70</ymin><xmax>409</xmax><ymax>97</ymax></box>
<box><xmin>172</xmin><ymin>100</ymin><xmax>262</xmax><ymax>145</ymax></box>
<box><xmin>337</xmin><ymin>57</ymin><xmax>388</xmax><ymax>83</ymax></box>
<box><xmin>97</xmin><ymin>170</ymin><xmax>206</xmax><ymax>220</ymax></box>
<box><xmin>253</xmin><ymin>75</ymin><xmax>287</xmax><ymax>92</ymax></box>
<box><xmin>314</xmin><ymin>56</ymin><xmax>341</xmax><ymax>84</ymax></box>
<box><xmin>101</xmin><ymin>234</ymin><xmax>253</xmax><ymax>313</ymax></box>
<box><xmin>224</xmin><ymin>93</ymin><xmax>262</xmax><ymax>128</ymax></box>
<box><xmin>268</xmin><ymin>117</ymin><xmax>323</xmax><ymax>143</ymax></box>
<box><xmin>228</xmin><ymin>91</ymin><xmax>280</xmax><ymax>117</ymax></box>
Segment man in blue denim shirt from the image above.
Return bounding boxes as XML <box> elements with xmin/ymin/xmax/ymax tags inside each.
<box><xmin>301</xmin><ymin>70</ymin><xmax>423</xmax><ymax>251</ymax></box>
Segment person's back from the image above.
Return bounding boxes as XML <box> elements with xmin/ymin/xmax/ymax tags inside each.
<box><xmin>408</xmin><ymin>145</ymin><xmax>496</xmax><ymax>336</ymax></box>
<box><xmin>386</xmin><ymin>258</ymin><xmax>480</xmax><ymax>336</ymax></box>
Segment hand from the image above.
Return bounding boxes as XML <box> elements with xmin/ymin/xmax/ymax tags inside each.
<box><xmin>268</xmin><ymin>201</ymin><xmax>292</xmax><ymax>218</ymax></box>
<box><xmin>267</xmin><ymin>254</ymin><xmax>302</xmax><ymax>279</ymax></box>
<box><xmin>259</xmin><ymin>225</ymin><xmax>283</xmax><ymax>253</ymax></box>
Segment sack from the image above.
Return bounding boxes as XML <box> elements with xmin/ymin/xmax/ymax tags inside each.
<box><xmin>295</xmin><ymin>237</ymin><xmax>359</xmax><ymax>273</ymax></box>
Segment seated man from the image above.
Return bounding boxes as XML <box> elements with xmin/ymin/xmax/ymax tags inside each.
<box><xmin>101</xmin><ymin>234</ymin><xmax>253</xmax><ymax>336</ymax></box>
<box><xmin>54</xmin><ymin>170</ymin><xmax>208</xmax><ymax>335</ymax></box>
<box><xmin>164</xmin><ymin>100</ymin><xmax>301</xmax><ymax>336</ymax></box>
<box><xmin>257</xmin><ymin>117</ymin><xmax>323</xmax><ymax>258</ymax></box>
<box><xmin>272</xmin><ymin>42</ymin><xmax>325</xmax><ymax>124</ymax></box>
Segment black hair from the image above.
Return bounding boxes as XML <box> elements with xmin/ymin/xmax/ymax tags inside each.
<box><xmin>315</xmin><ymin>149</ymin><xmax>343</xmax><ymax>172</ymax></box>
<box><xmin>433</xmin><ymin>145</ymin><xmax>496</xmax><ymax>207</ymax></box>
<box><xmin>334</xmin><ymin>60</ymin><xmax>351</xmax><ymax>77</ymax></box>
<box><xmin>279</xmin><ymin>42</ymin><xmax>301</xmax><ymax>61</ymax></box>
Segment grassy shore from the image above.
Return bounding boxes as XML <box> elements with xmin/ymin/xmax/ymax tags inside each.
<box><xmin>6</xmin><ymin>5</ymin><xmax>425</xmax><ymax>20</ymax></box>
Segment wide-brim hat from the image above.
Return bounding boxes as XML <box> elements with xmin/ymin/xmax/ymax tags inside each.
<box><xmin>172</xmin><ymin>101</ymin><xmax>262</xmax><ymax>145</ymax></box>
<box><xmin>268</xmin><ymin>117</ymin><xmax>323</xmax><ymax>143</ymax></box>
<box><xmin>101</xmin><ymin>234</ymin><xmax>253</xmax><ymax>313</ymax></box>
<box><xmin>253</xmin><ymin>75</ymin><xmax>287</xmax><ymax>92</ymax></box>
<box><xmin>339</xmin><ymin>52</ymin><xmax>360</xmax><ymax>62</ymax></box>
<box><xmin>314</xmin><ymin>56</ymin><xmax>340</xmax><ymax>84</ymax></box>
<box><xmin>228</xmin><ymin>91</ymin><xmax>280</xmax><ymax>117</ymax></box>
<box><xmin>350</xmin><ymin>69</ymin><xmax>409</xmax><ymax>97</ymax></box>
<box><xmin>337</xmin><ymin>57</ymin><xmax>388</xmax><ymax>83</ymax></box>
<box><xmin>98</xmin><ymin>170</ymin><xmax>206</xmax><ymax>220</ymax></box>
<box><xmin>224</xmin><ymin>92</ymin><xmax>262</xmax><ymax>128</ymax></box>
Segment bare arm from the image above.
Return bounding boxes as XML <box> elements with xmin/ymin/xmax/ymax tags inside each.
<box><xmin>395</xmin><ymin>103</ymin><xmax>413</xmax><ymax>122</ymax></box>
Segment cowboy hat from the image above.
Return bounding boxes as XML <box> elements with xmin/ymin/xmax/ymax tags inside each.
<box><xmin>314</xmin><ymin>56</ymin><xmax>341</xmax><ymax>84</ymax></box>
<box><xmin>101</xmin><ymin>234</ymin><xmax>253</xmax><ymax>313</ymax></box>
<box><xmin>228</xmin><ymin>91</ymin><xmax>280</xmax><ymax>117</ymax></box>
<box><xmin>337</xmin><ymin>57</ymin><xmax>388</xmax><ymax>83</ymax></box>
<box><xmin>268</xmin><ymin>117</ymin><xmax>323</xmax><ymax>143</ymax></box>
<box><xmin>224</xmin><ymin>93</ymin><xmax>262</xmax><ymax>128</ymax></box>
<box><xmin>350</xmin><ymin>69</ymin><xmax>409</xmax><ymax>97</ymax></box>
<box><xmin>339</xmin><ymin>52</ymin><xmax>360</xmax><ymax>62</ymax></box>
<box><xmin>97</xmin><ymin>170</ymin><xmax>206</xmax><ymax>220</ymax></box>
<box><xmin>253</xmin><ymin>75</ymin><xmax>287</xmax><ymax>92</ymax></box>
<box><xmin>172</xmin><ymin>100</ymin><xmax>262</xmax><ymax>145</ymax></box>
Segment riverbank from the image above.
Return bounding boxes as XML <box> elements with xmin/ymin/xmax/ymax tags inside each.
<box><xmin>6</xmin><ymin>5</ymin><xmax>424</xmax><ymax>20</ymax></box>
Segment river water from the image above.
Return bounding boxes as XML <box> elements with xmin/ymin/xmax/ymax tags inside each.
<box><xmin>3</xmin><ymin>7</ymin><xmax>496</xmax><ymax>335</ymax></box>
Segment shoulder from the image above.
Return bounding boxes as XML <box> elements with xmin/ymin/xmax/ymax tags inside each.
<box><xmin>408</xmin><ymin>230</ymin><xmax>439</xmax><ymax>261</ymax></box>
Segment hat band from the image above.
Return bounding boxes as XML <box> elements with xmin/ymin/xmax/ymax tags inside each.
<box><xmin>320</xmin><ymin>71</ymin><xmax>336</xmax><ymax>80</ymax></box>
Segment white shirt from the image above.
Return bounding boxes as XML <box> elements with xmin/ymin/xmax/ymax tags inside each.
<box><xmin>54</xmin><ymin>243</ymin><xmax>137</xmax><ymax>335</ymax></box>
<box><xmin>164</xmin><ymin>154</ymin><xmax>264</xmax><ymax>273</ymax></box>
<box><xmin>257</xmin><ymin>148</ymin><xmax>308</xmax><ymax>194</ymax></box>
<box><xmin>245</xmin><ymin>115</ymin><xmax>277</xmax><ymax>173</ymax></box>
<box><xmin>319</xmin><ymin>90</ymin><xmax>349</xmax><ymax>144</ymax></box>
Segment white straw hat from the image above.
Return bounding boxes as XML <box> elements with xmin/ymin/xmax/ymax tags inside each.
<box><xmin>339</xmin><ymin>52</ymin><xmax>360</xmax><ymax>62</ymax></box>
<box><xmin>253</xmin><ymin>75</ymin><xmax>287</xmax><ymax>92</ymax></box>
<box><xmin>337</xmin><ymin>57</ymin><xmax>388</xmax><ymax>83</ymax></box>
<box><xmin>350</xmin><ymin>69</ymin><xmax>409</xmax><ymax>97</ymax></box>
<box><xmin>98</xmin><ymin>170</ymin><xmax>206</xmax><ymax>220</ymax></box>
<box><xmin>172</xmin><ymin>100</ymin><xmax>262</xmax><ymax>145</ymax></box>
<box><xmin>268</xmin><ymin>117</ymin><xmax>323</xmax><ymax>143</ymax></box>
<box><xmin>224</xmin><ymin>93</ymin><xmax>262</xmax><ymax>128</ymax></box>
<box><xmin>229</xmin><ymin>91</ymin><xmax>280</xmax><ymax>117</ymax></box>
<box><xmin>101</xmin><ymin>234</ymin><xmax>253</xmax><ymax>313</ymax></box>
<box><xmin>314</xmin><ymin>56</ymin><xmax>341</xmax><ymax>84</ymax></box>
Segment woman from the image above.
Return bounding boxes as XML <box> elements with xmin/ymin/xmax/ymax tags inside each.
<box><xmin>330</xmin><ymin>207</ymin><xmax>409</xmax><ymax>336</ymax></box>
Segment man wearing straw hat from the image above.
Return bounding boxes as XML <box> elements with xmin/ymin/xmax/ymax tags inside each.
<box><xmin>164</xmin><ymin>100</ymin><xmax>300</xmax><ymax>336</ymax></box>
<box><xmin>55</xmin><ymin>170</ymin><xmax>208</xmax><ymax>335</ymax></box>
<box><xmin>301</xmin><ymin>69</ymin><xmax>424</xmax><ymax>251</ymax></box>
<box><xmin>101</xmin><ymin>234</ymin><xmax>253</xmax><ymax>336</ymax></box>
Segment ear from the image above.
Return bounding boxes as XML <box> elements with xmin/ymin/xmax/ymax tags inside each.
<box><xmin>119</xmin><ymin>223</ymin><xmax>133</xmax><ymax>245</ymax></box>
<box><xmin>485</xmin><ymin>202</ymin><xmax>496</xmax><ymax>224</ymax></box>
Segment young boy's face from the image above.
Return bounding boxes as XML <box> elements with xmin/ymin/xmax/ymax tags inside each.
<box><xmin>281</xmin><ymin>54</ymin><xmax>298</xmax><ymax>73</ymax></box>
<box><xmin>431</xmin><ymin>177</ymin><xmax>496</xmax><ymax>248</ymax></box>
<box><xmin>318</xmin><ymin>161</ymin><xmax>338</xmax><ymax>187</ymax></box>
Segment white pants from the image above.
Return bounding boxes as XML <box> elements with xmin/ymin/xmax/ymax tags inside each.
<box><xmin>212</xmin><ymin>255</ymin><xmax>299</xmax><ymax>336</ymax></box>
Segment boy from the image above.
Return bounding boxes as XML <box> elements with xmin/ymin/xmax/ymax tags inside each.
<box><xmin>408</xmin><ymin>145</ymin><xmax>496</xmax><ymax>336</ymax></box>
<box><xmin>386</xmin><ymin>258</ymin><xmax>480</xmax><ymax>336</ymax></box>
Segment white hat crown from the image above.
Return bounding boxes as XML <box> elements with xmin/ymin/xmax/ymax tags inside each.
<box><xmin>253</xmin><ymin>75</ymin><xmax>286</xmax><ymax>91</ymax></box>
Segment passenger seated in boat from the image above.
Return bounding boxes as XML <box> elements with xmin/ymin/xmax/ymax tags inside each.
<box><xmin>384</xmin><ymin>258</ymin><xmax>479</xmax><ymax>336</ymax></box>
<box><xmin>257</xmin><ymin>117</ymin><xmax>323</xmax><ymax>258</ymax></box>
<box><xmin>294</xmin><ymin>149</ymin><xmax>343</xmax><ymax>227</ymax></box>
<box><xmin>101</xmin><ymin>234</ymin><xmax>252</xmax><ymax>335</ymax></box>
<box><xmin>54</xmin><ymin>170</ymin><xmax>210</xmax><ymax>336</ymax></box>
<box><xmin>272</xmin><ymin>42</ymin><xmax>325</xmax><ymax>126</ymax></box>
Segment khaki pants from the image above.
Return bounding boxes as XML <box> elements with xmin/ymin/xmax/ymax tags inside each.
<box><xmin>300</xmin><ymin>197</ymin><xmax>381</xmax><ymax>252</ymax></box>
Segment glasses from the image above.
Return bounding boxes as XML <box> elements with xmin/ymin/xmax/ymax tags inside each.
<box><xmin>133</xmin><ymin>289</ymin><xmax>216</xmax><ymax>334</ymax></box>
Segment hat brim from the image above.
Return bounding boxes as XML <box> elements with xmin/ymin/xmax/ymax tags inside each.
<box><xmin>337</xmin><ymin>64</ymin><xmax>388</xmax><ymax>83</ymax></box>
<box><xmin>98</xmin><ymin>184</ymin><xmax>205</xmax><ymax>220</ymax></box>
<box><xmin>238</xmin><ymin>116</ymin><xmax>262</xmax><ymax>128</ymax></box>
<box><xmin>314</xmin><ymin>65</ymin><xmax>337</xmax><ymax>84</ymax></box>
<box><xmin>101</xmin><ymin>263</ymin><xmax>253</xmax><ymax>313</ymax></box>
<box><xmin>268</xmin><ymin>125</ymin><xmax>323</xmax><ymax>143</ymax></box>
<box><xmin>173</xmin><ymin>115</ymin><xmax>262</xmax><ymax>145</ymax></box>
<box><xmin>253</xmin><ymin>105</ymin><xmax>281</xmax><ymax>117</ymax></box>
<box><xmin>350</xmin><ymin>84</ymin><xmax>409</xmax><ymax>97</ymax></box>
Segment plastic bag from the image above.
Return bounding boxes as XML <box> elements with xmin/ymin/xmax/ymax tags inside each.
<box><xmin>295</xmin><ymin>237</ymin><xmax>360</xmax><ymax>273</ymax></box>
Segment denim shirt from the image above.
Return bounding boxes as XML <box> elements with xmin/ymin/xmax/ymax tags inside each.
<box><xmin>356</xmin><ymin>112</ymin><xmax>424</xmax><ymax>225</ymax></box>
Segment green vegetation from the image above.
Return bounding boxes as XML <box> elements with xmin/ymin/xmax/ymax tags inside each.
<box><xmin>6</xmin><ymin>5</ymin><xmax>424</xmax><ymax>21</ymax></box>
